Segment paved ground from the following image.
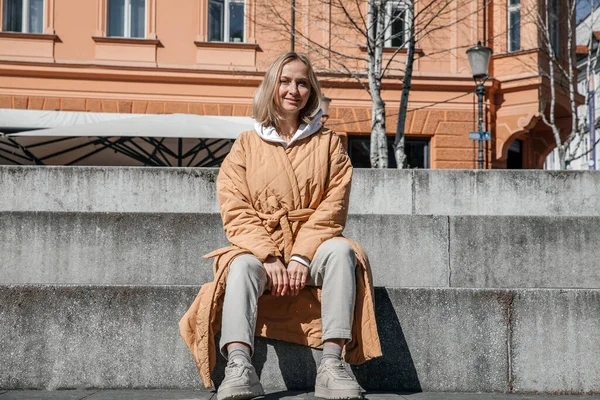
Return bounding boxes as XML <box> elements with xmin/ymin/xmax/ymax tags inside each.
<box><xmin>1</xmin><ymin>391</ymin><xmax>600</xmax><ymax>400</ymax></box>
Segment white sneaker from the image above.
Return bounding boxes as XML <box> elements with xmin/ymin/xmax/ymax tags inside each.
<box><xmin>315</xmin><ymin>359</ymin><xmax>364</xmax><ymax>399</ymax></box>
<box><xmin>217</xmin><ymin>358</ymin><xmax>264</xmax><ymax>400</ymax></box>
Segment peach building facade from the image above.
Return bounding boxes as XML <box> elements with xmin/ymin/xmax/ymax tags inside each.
<box><xmin>0</xmin><ymin>0</ymin><xmax>575</xmax><ymax>168</ymax></box>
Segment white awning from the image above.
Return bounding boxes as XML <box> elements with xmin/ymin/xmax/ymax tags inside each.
<box><xmin>0</xmin><ymin>109</ymin><xmax>254</xmax><ymax>139</ymax></box>
<box><xmin>0</xmin><ymin>109</ymin><xmax>252</xmax><ymax>166</ymax></box>
<box><xmin>0</xmin><ymin>109</ymin><xmax>146</xmax><ymax>130</ymax></box>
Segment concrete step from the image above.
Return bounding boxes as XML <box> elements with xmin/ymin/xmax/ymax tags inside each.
<box><xmin>2</xmin><ymin>212</ymin><xmax>600</xmax><ymax>288</ymax></box>
<box><xmin>1</xmin><ymin>285</ymin><xmax>598</xmax><ymax>393</ymax></box>
<box><xmin>2</xmin><ymin>166</ymin><xmax>600</xmax><ymax>216</ymax></box>
<box><xmin>2</xmin><ymin>392</ymin><xmax>599</xmax><ymax>400</ymax></box>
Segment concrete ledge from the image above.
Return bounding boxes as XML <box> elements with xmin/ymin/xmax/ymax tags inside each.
<box><xmin>0</xmin><ymin>212</ymin><xmax>449</xmax><ymax>287</ymax></box>
<box><xmin>412</xmin><ymin>169</ymin><xmax>600</xmax><ymax>216</ymax></box>
<box><xmin>0</xmin><ymin>166</ymin><xmax>219</xmax><ymax>214</ymax></box>
<box><xmin>510</xmin><ymin>290</ymin><xmax>600</xmax><ymax>393</ymax></box>
<box><xmin>0</xmin><ymin>167</ymin><xmax>412</xmax><ymax>215</ymax></box>
<box><xmin>2</xmin><ymin>392</ymin><xmax>600</xmax><ymax>400</ymax></box>
<box><xmin>449</xmin><ymin>216</ymin><xmax>600</xmax><ymax>288</ymax></box>
<box><xmin>3</xmin><ymin>212</ymin><xmax>600</xmax><ymax>288</ymax></box>
<box><xmin>2</xmin><ymin>166</ymin><xmax>600</xmax><ymax>216</ymax></box>
<box><xmin>0</xmin><ymin>285</ymin><xmax>201</xmax><ymax>390</ymax></box>
<box><xmin>1</xmin><ymin>286</ymin><xmax>599</xmax><ymax>393</ymax></box>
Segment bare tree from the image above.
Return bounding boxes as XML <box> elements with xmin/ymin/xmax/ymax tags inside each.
<box><xmin>530</xmin><ymin>0</ymin><xmax>597</xmax><ymax>169</ymax></box>
<box><xmin>255</xmin><ymin>0</ymin><xmax>478</xmax><ymax>168</ymax></box>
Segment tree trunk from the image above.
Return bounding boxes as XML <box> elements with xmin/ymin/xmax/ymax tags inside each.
<box><xmin>394</xmin><ymin>4</ymin><xmax>415</xmax><ymax>169</ymax></box>
<box><xmin>368</xmin><ymin>0</ymin><xmax>387</xmax><ymax>168</ymax></box>
<box><xmin>558</xmin><ymin>146</ymin><xmax>567</xmax><ymax>170</ymax></box>
<box><xmin>370</xmin><ymin>93</ymin><xmax>388</xmax><ymax>168</ymax></box>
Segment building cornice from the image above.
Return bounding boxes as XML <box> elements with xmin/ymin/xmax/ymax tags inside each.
<box><xmin>0</xmin><ymin>32</ymin><xmax>59</xmax><ymax>41</ymax></box>
<box><xmin>194</xmin><ymin>41</ymin><xmax>261</xmax><ymax>51</ymax></box>
<box><xmin>0</xmin><ymin>60</ymin><xmax>541</xmax><ymax>93</ymax></box>
<box><xmin>91</xmin><ymin>36</ymin><xmax>161</xmax><ymax>46</ymax></box>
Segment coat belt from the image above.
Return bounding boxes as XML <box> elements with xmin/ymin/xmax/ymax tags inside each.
<box><xmin>256</xmin><ymin>208</ymin><xmax>314</xmax><ymax>262</ymax></box>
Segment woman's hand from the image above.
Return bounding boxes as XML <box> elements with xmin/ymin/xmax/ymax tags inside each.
<box><xmin>287</xmin><ymin>260</ymin><xmax>309</xmax><ymax>296</ymax></box>
<box><xmin>263</xmin><ymin>255</ymin><xmax>289</xmax><ymax>297</ymax></box>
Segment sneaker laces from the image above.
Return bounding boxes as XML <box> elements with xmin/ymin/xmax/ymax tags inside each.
<box><xmin>326</xmin><ymin>361</ymin><xmax>355</xmax><ymax>380</ymax></box>
<box><xmin>224</xmin><ymin>359</ymin><xmax>244</xmax><ymax>376</ymax></box>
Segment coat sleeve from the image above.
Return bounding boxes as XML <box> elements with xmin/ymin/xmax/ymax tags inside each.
<box><xmin>290</xmin><ymin>133</ymin><xmax>352</xmax><ymax>261</ymax></box>
<box><xmin>217</xmin><ymin>135</ymin><xmax>282</xmax><ymax>262</ymax></box>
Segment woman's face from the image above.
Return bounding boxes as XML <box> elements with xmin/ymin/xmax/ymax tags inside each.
<box><xmin>277</xmin><ymin>60</ymin><xmax>311</xmax><ymax>119</ymax></box>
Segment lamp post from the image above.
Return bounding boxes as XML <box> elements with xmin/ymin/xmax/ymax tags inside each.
<box><xmin>321</xmin><ymin>96</ymin><xmax>331</xmax><ymax>125</ymax></box>
<box><xmin>466</xmin><ymin>41</ymin><xmax>492</xmax><ymax>169</ymax></box>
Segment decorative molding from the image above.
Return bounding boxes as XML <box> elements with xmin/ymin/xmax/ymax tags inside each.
<box><xmin>247</xmin><ymin>0</ymin><xmax>255</xmax><ymax>43</ymax></box>
<box><xmin>44</xmin><ymin>0</ymin><xmax>55</xmax><ymax>34</ymax></box>
<box><xmin>0</xmin><ymin>31</ymin><xmax>57</xmax><ymax>62</ymax></box>
<box><xmin>96</xmin><ymin>0</ymin><xmax>107</xmax><ymax>36</ymax></box>
<box><xmin>518</xmin><ymin>112</ymin><xmax>542</xmax><ymax>130</ymax></box>
<box><xmin>359</xmin><ymin>46</ymin><xmax>424</xmax><ymax>55</ymax></box>
<box><xmin>0</xmin><ymin>32</ymin><xmax>58</xmax><ymax>40</ymax></box>
<box><xmin>92</xmin><ymin>36</ymin><xmax>160</xmax><ymax>46</ymax></box>
<box><xmin>195</xmin><ymin>40</ymin><xmax>259</xmax><ymax>68</ymax></box>
<box><xmin>194</xmin><ymin>41</ymin><xmax>261</xmax><ymax>51</ymax></box>
<box><xmin>147</xmin><ymin>0</ymin><xmax>157</xmax><ymax>39</ymax></box>
<box><xmin>197</xmin><ymin>0</ymin><xmax>208</xmax><ymax>42</ymax></box>
<box><xmin>492</xmin><ymin>48</ymin><xmax>540</xmax><ymax>60</ymax></box>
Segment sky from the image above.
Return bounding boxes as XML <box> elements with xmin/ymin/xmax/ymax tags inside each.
<box><xmin>577</xmin><ymin>0</ymin><xmax>600</xmax><ymax>23</ymax></box>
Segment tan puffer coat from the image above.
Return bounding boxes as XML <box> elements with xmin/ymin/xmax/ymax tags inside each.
<box><xmin>179</xmin><ymin>128</ymin><xmax>382</xmax><ymax>388</ymax></box>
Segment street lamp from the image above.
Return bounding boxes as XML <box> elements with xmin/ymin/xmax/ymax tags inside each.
<box><xmin>321</xmin><ymin>96</ymin><xmax>331</xmax><ymax>125</ymax></box>
<box><xmin>466</xmin><ymin>41</ymin><xmax>492</xmax><ymax>169</ymax></box>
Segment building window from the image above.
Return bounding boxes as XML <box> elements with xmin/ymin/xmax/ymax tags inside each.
<box><xmin>347</xmin><ymin>135</ymin><xmax>430</xmax><ymax>168</ymax></box>
<box><xmin>208</xmin><ymin>0</ymin><xmax>245</xmax><ymax>43</ymax></box>
<box><xmin>107</xmin><ymin>0</ymin><xmax>146</xmax><ymax>38</ymax></box>
<box><xmin>2</xmin><ymin>0</ymin><xmax>44</xmax><ymax>33</ymax></box>
<box><xmin>507</xmin><ymin>139</ymin><xmax>523</xmax><ymax>169</ymax></box>
<box><xmin>369</xmin><ymin>1</ymin><xmax>410</xmax><ymax>47</ymax></box>
<box><xmin>508</xmin><ymin>0</ymin><xmax>520</xmax><ymax>52</ymax></box>
<box><xmin>548</xmin><ymin>0</ymin><xmax>559</xmax><ymax>56</ymax></box>
<box><xmin>385</xmin><ymin>1</ymin><xmax>410</xmax><ymax>47</ymax></box>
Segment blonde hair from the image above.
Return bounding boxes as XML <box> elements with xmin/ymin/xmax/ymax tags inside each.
<box><xmin>253</xmin><ymin>52</ymin><xmax>322</xmax><ymax>129</ymax></box>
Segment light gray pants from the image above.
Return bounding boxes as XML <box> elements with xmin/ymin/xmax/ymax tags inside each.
<box><xmin>220</xmin><ymin>237</ymin><xmax>357</xmax><ymax>356</ymax></box>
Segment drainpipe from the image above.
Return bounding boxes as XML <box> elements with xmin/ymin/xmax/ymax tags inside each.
<box><xmin>590</xmin><ymin>74</ymin><xmax>596</xmax><ymax>170</ymax></box>
<box><xmin>291</xmin><ymin>0</ymin><xmax>295</xmax><ymax>51</ymax></box>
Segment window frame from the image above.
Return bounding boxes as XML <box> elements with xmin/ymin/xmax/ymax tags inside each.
<box><xmin>107</xmin><ymin>0</ymin><xmax>147</xmax><ymax>39</ymax></box>
<box><xmin>507</xmin><ymin>0</ymin><xmax>520</xmax><ymax>53</ymax></box>
<box><xmin>384</xmin><ymin>0</ymin><xmax>410</xmax><ymax>48</ymax></box>
<box><xmin>208</xmin><ymin>0</ymin><xmax>246</xmax><ymax>43</ymax></box>
<box><xmin>347</xmin><ymin>135</ymin><xmax>430</xmax><ymax>169</ymax></box>
<box><xmin>2</xmin><ymin>0</ymin><xmax>45</xmax><ymax>34</ymax></box>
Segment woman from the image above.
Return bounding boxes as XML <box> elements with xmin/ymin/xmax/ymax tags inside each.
<box><xmin>180</xmin><ymin>52</ymin><xmax>382</xmax><ymax>400</ymax></box>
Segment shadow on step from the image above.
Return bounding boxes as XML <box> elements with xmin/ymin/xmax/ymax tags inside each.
<box><xmin>352</xmin><ymin>288</ymin><xmax>421</xmax><ymax>392</ymax></box>
<box><xmin>211</xmin><ymin>288</ymin><xmax>421</xmax><ymax>392</ymax></box>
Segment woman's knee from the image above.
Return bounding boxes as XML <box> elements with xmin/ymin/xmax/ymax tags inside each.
<box><xmin>317</xmin><ymin>238</ymin><xmax>357</xmax><ymax>268</ymax></box>
<box><xmin>228</xmin><ymin>254</ymin><xmax>267</xmax><ymax>282</ymax></box>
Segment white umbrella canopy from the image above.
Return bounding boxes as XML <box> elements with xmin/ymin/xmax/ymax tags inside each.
<box><xmin>8</xmin><ymin>113</ymin><xmax>253</xmax><ymax>139</ymax></box>
<box><xmin>0</xmin><ymin>110</ymin><xmax>254</xmax><ymax>166</ymax></box>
